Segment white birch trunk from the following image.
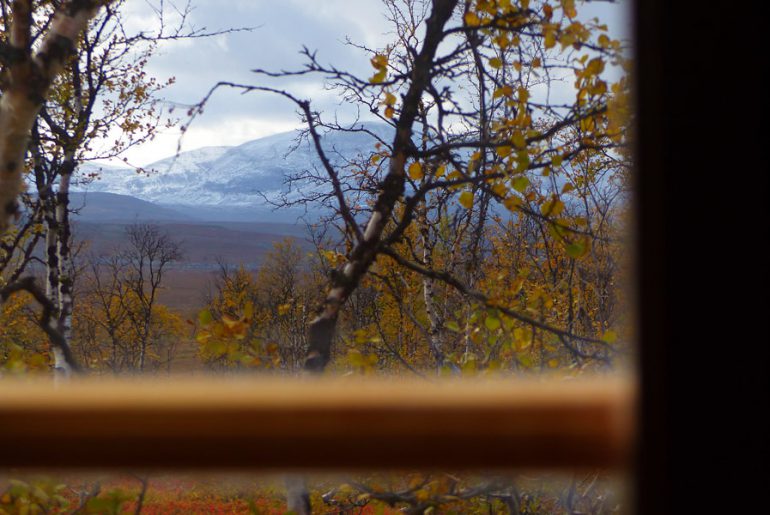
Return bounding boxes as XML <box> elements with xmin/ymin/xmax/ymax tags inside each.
<box><xmin>55</xmin><ymin>162</ymin><xmax>74</xmax><ymax>351</ymax></box>
<box><xmin>0</xmin><ymin>2</ymin><xmax>102</xmax><ymax>235</ymax></box>
<box><xmin>42</xmin><ymin>196</ymin><xmax>70</xmax><ymax>380</ymax></box>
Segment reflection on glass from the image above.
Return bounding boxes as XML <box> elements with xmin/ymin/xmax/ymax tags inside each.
<box><xmin>1</xmin><ymin>471</ymin><xmax>628</xmax><ymax>514</ymax></box>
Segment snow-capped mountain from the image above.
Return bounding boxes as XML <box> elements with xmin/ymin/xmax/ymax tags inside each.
<box><xmin>76</xmin><ymin>124</ymin><xmax>393</xmax><ymax>220</ymax></box>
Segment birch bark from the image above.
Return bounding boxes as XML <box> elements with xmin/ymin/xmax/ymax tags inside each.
<box><xmin>0</xmin><ymin>0</ymin><xmax>104</xmax><ymax>235</ymax></box>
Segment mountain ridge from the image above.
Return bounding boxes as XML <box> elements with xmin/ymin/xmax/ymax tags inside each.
<box><xmin>75</xmin><ymin>123</ymin><xmax>394</xmax><ymax>220</ymax></box>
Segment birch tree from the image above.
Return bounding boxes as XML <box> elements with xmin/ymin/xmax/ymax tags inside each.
<box><xmin>0</xmin><ymin>0</ymin><xmax>107</xmax><ymax>235</ymax></box>
<box><xmin>26</xmin><ymin>0</ymin><xmax>173</xmax><ymax>363</ymax></box>
<box><xmin>0</xmin><ymin>0</ymin><xmax>109</xmax><ymax>374</ymax></box>
<box><xmin>1</xmin><ymin>0</ymin><xmax>235</xmax><ymax>374</ymax></box>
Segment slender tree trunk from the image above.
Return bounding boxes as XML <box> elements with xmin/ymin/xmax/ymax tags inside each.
<box><xmin>303</xmin><ymin>0</ymin><xmax>459</xmax><ymax>373</ymax></box>
<box><xmin>55</xmin><ymin>154</ymin><xmax>76</xmax><ymax>352</ymax></box>
<box><xmin>419</xmin><ymin>207</ymin><xmax>444</xmax><ymax>370</ymax></box>
<box><xmin>139</xmin><ymin>320</ymin><xmax>150</xmax><ymax>372</ymax></box>
<box><xmin>40</xmin><ymin>155</ymin><xmax>78</xmax><ymax>378</ymax></box>
<box><xmin>43</xmin><ymin>192</ymin><xmax>72</xmax><ymax>378</ymax></box>
<box><xmin>290</xmin><ymin>4</ymin><xmax>459</xmax><ymax>513</ymax></box>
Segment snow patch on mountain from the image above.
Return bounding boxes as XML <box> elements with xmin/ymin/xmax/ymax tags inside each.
<box><xmin>76</xmin><ymin>124</ymin><xmax>392</xmax><ymax>209</ymax></box>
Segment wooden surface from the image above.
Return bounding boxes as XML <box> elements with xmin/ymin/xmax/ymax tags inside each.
<box><xmin>0</xmin><ymin>377</ymin><xmax>634</xmax><ymax>470</ymax></box>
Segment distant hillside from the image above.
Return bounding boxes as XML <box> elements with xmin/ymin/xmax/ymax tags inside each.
<box><xmin>70</xmin><ymin>192</ymin><xmax>194</xmax><ymax>222</ymax></box>
<box><xmin>74</xmin><ymin>221</ymin><xmax>312</xmax><ymax>269</ymax></box>
<box><xmin>75</xmin><ymin>123</ymin><xmax>394</xmax><ymax>221</ymax></box>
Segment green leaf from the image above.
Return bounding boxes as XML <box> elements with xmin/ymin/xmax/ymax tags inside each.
<box><xmin>446</xmin><ymin>321</ymin><xmax>461</xmax><ymax>332</ymax></box>
<box><xmin>198</xmin><ymin>309</ymin><xmax>213</xmax><ymax>326</ymax></box>
<box><xmin>511</xmin><ymin>176</ymin><xmax>529</xmax><ymax>193</ymax></box>
<box><xmin>565</xmin><ymin>241</ymin><xmax>587</xmax><ymax>259</ymax></box>
<box><xmin>485</xmin><ymin>316</ymin><xmax>501</xmax><ymax>331</ymax></box>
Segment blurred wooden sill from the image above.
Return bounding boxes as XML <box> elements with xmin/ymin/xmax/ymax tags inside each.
<box><xmin>0</xmin><ymin>377</ymin><xmax>634</xmax><ymax>470</ymax></box>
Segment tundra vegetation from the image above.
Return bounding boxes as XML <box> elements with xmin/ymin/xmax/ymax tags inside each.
<box><xmin>1</xmin><ymin>0</ymin><xmax>631</xmax><ymax>513</ymax></box>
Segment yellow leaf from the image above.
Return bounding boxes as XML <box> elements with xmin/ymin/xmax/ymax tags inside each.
<box><xmin>277</xmin><ymin>303</ymin><xmax>291</xmax><ymax>316</ymax></box>
<box><xmin>541</xmin><ymin>197</ymin><xmax>565</xmax><ymax>216</ymax></box>
<box><xmin>222</xmin><ymin>315</ymin><xmax>238</xmax><ymax>329</ymax></box>
<box><xmin>408</xmin><ymin>162</ymin><xmax>424</xmax><ymax>180</ymax></box>
<box><xmin>458</xmin><ymin>191</ymin><xmax>474</xmax><ymax>209</ymax></box>
<box><xmin>545</xmin><ymin>30</ymin><xmax>556</xmax><ymax>49</ymax></box>
<box><xmin>491</xmin><ymin>182</ymin><xmax>507</xmax><ymax>196</ymax></box>
<box><xmin>496</xmin><ymin>145</ymin><xmax>512</xmax><ymax>158</ymax></box>
<box><xmin>435</xmin><ymin>164</ymin><xmax>446</xmax><ymax>177</ymax></box>
<box><xmin>562</xmin><ymin>0</ymin><xmax>577</xmax><ymax>18</ymax></box>
<box><xmin>559</xmin><ymin>32</ymin><xmax>576</xmax><ymax>49</ymax></box>
<box><xmin>370</xmin><ymin>54</ymin><xmax>388</xmax><ymax>69</ymax></box>
<box><xmin>370</xmin><ymin>70</ymin><xmax>387</xmax><ymax>84</ymax></box>
<box><xmin>354</xmin><ymin>329</ymin><xmax>369</xmax><ymax>344</ymax></box>
<box><xmin>503</xmin><ymin>195</ymin><xmax>521</xmax><ymax>211</ymax></box>
<box><xmin>586</xmin><ymin>57</ymin><xmax>605</xmax><ymax>76</ymax></box>
<box><xmin>511</xmin><ymin>131</ymin><xmax>526</xmax><ymax>149</ymax></box>
<box><xmin>489</xmin><ymin>57</ymin><xmax>502</xmax><ymax>69</ymax></box>
<box><xmin>464</xmin><ymin>12</ymin><xmax>481</xmax><ymax>26</ymax></box>
<box><xmin>493</xmin><ymin>85</ymin><xmax>513</xmax><ymax>99</ymax></box>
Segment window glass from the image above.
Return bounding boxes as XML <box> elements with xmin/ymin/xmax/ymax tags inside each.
<box><xmin>1</xmin><ymin>0</ymin><xmax>633</xmax><ymax>513</ymax></box>
<box><xmin>1</xmin><ymin>470</ymin><xmax>629</xmax><ymax>514</ymax></box>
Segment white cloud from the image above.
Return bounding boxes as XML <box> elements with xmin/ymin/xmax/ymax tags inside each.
<box><xmin>104</xmin><ymin>0</ymin><xmax>631</xmax><ymax>165</ymax></box>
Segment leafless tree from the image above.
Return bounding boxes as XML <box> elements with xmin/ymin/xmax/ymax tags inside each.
<box><xmin>76</xmin><ymin>223</ymin><xmax>182</xmax><ymax>372</ymax></box>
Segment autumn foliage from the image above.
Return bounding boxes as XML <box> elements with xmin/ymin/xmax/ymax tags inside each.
<box><xmin>0</xmin><ymin>0</ymin><xmax>632</xmax><ymax>513</ymax></box>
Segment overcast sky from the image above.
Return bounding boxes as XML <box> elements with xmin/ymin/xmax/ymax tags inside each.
<box><xmin>113</xmin><ymin>0</ymin><xmax>631</xmax><ymax>166</ymax></box>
